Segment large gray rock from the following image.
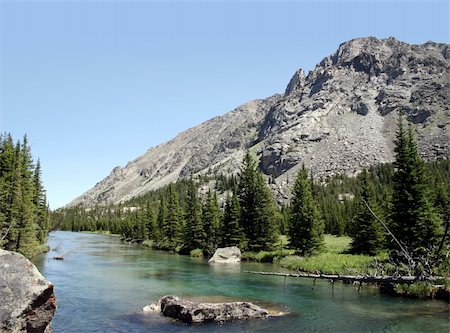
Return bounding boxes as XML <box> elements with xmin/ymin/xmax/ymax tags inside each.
<box><xmin>0</xmin><ymin>250</ymin><xmax>56</xmax><ymax>333</ymax></box>
<box><xmin>143</xmin><ymin>295</ymin><xmax>268</xmax><ymax>323</ymax></box>
<box><xmin>67</xmin><ymin>37</ymin><xmax>450</xmax><ymax>207</ymax></box>
<box><xmin>208</xmin><ymin>247</ymin><xmax>241</xmax><ymax>263</ymax></box>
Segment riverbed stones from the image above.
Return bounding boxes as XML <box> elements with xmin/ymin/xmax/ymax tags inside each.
<box><xmin>208</xmin><ymin>246</ymin><xmax>241</xmax><ymax>263</ymax></box>
<box><xmin>0</xmin><ymin>249</ymin><xmax>56</xmax><ymax>333</ymax></box>
<box><xmin>144</xmin><ymin>295</ymin><xmax>268</xmax><ymax>323</ymax></box>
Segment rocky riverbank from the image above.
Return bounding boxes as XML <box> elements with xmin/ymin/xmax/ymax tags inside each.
<box><xmin>0</xmin><ymin>249</ymin><xmax>56</xmax><ymax>333</ymax></box>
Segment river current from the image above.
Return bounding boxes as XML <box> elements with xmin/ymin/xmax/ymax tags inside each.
<box><xmin>32</xmin><ymin>231</ymin><xmax>449</xmax><ymax>333</ymax></box>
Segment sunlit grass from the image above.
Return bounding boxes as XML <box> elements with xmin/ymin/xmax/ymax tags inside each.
<box><xmin>279</xmin><ymin>252</ymin><xmax>387</xmax><ymax>275</ymax></box>
<box><xmin>323</xmin><ymin>234</ymin><xmax>352</xmax><ymax>254</ymax></box>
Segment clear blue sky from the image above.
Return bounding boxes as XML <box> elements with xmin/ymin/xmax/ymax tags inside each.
<box><xmin>1</xmin><ymin>0</ymin><xmax>448</xmax><ymax>209</ymax></box>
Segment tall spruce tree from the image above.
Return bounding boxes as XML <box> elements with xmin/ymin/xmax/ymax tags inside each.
<box><xmin>164</xmin><ymin>185</ymin><xmax>183</xmax><ymax>249</ymax></box>
<box><xmin>288</xmin><ymin>165</ymin><xmax>324</xmax><ymax>255</ymax></box>
<box><xmin>238</xmin><ymin>152</ymin><xmax>277</xmax><ymax>251</ymax></box>
<box><xmin>14</xmin><ymin>136</ymin><xmax>38</xmax><ymax>257</ymax></box>
<box><xmin>391</xmin><ymin>113</ymin><xmax>442</xmax><ymax>256</ymax></box>
<box><xmin>0</xmin><ymin>134</ymin><xmax>15</xmax><ymax>247</ymax></box>
<box><xmin>33</xmin><ymin>159</ymin><xmax>49</xmax><ymax>243</ymax></box>
<box><xmin>202</xmin><ymin>190</ymin><xmax>222</xmax><ymax>251</ymax></box>
<box><xmin>350</xmin><ymin>170</ymin><xmax>385</xmax><ymax>255</ymax></box>
<box><xmin>144</xmin><ymin>203</ymin><xmax>159</xmax><ymax>241</ymax></box>
<box><xmin>221</xmin><ymin>191</ymin><xmax>244</xmax><ymax>247</ymax></box>
<box><xmin>184</xmin><ymin>178</ymin><xmax>205</xmax><ymax>250</ymax></box>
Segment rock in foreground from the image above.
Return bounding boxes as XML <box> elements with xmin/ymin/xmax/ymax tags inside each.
<box><xmin>0</xmin><ymin>249</ymin><xmax>56</xmax><ymax>333</ymax></box>
<box><xmin>208</xmin><ymin>246</ymin><xmax>241</xmax><ymax>263</ymax></box>
<box><xmin>143</xmin><ymin>295</ymin><xmax>268</xmax><ymax>323</ymax></box>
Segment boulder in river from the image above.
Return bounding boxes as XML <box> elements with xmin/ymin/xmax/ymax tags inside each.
<box><xmin>0</xmin><ymin>249</ymin><xmax>56</xmax><ymax>333</ymax></box>
<box><xmin>208</xmin><ymin>246</ymin><xmax>241</xmax><ymax>263</ymax></box>
<box><xmin>143</xmin><ymin>295</ymin><xmax>268</xmax><ymax>323</ymax></box>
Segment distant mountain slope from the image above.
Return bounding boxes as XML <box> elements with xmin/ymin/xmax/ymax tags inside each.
<box><xmin>68</xmin><ymin>95</ymin><xmax>281</xmax><ymax>206</ymax></box>
<box><xmin>68</xmin><ymin>37</ymin><xmax>449</xmax><ymax>207</ymax></box>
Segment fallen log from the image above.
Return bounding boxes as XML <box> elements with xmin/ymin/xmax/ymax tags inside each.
<box><xmin>244</xmin><ymin>270</ymin><xmax>449</xmax><ymax>284</ymax></box>
<box><xmin>52</xmin><ymin>247</ymin><xmax>78</xmax><ymax>261</ymax></box>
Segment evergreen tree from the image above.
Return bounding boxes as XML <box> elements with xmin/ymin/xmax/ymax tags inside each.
<box><xmin>0</xmin><ymin>134</ymin><xmax>15</xmax><ymax>247</ymax></box>
<box><xmin>288</xmin><ymin>165</ymin><xmax>324</xmax><ymax>255</ymax></box>
<box><xmin>144</xmin><ymin>203</ymin><xmax>159</xmax><ymax>241</ymax></box>
<box><xmin>391</xmin><ymin>114</ymin><xmax>442</xmax><ymax>255</ymax></box>
<box><xmin>238</xmin><ymin>152</ymin><xmax>277</xmax><ymax>251</ymax></box>
<box><xmin>157</xmin><ymin>197</ymin><xmax>167</xmax><ymax>235</ymax></box>
<box><xmin>202</xmin><ymin>190</ymin><xmax>222</xmax><ymax>251</ymax></box>
<box><xmin>221</xmin><ymin>191</ymin><xmax>244</xmax><ymax>247</ymax></box>
<box><xmin>184</xmin><ymin>178</ymin><xmax>205</xmax><ymax>250</ymax></box>
<box><xmin>14</xmin><ymin>136</ymin><xmax>38</xmax><ymax>257</ymax></box>
<box><xmin>163</xmin><ymin>185</ymin><xmax>183</xmax><ymax>249</ymax></box>
<box><xmin>135</xmin><ymin>210</ymin><xmax>146</xmax><ymax>240</ymax></box>
<box><xmin>350</xmin><ymin>170</ymin><xmax>385</xmax><ymax>255</ymax></box>
<box><xmin>33</xmin><ymin>159</ymin><xmax>49</xmax><ymax>243</ymax></box>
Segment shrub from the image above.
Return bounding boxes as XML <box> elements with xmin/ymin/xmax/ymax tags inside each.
<box><xmin>142</xmin><ymin>240</ymin><xmax>154</xmax><ymax>248</ymax></box>
<box><xmin>394</xmin><ymin>282</ymin><xmax>435</xmax><ymax>298</ymax></box>
<box><xmin>190</xmin><ymin>248</ymin><xmax>204</xmax><ymax>258</ymax></box>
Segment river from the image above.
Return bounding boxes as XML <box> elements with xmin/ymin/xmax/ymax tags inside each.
<box><xmin>32</xmin><ymin>231</ymin><xmax>449</xmax><ymax>333</ymax></box>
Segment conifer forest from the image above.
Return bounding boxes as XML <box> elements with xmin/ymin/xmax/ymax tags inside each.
<box><xmin>51</xmin><ymin>115</ymin><xmax>450</xmax><ymax>276</ymax></box>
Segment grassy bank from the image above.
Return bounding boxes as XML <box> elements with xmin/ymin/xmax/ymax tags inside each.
<box><xmin>276</xmin><ymin>234</ymin><xmax>387</xmax><ymax>275</ymax></box>
<box><xmin>278</xmin><ymin>253</ymin><xmax>386</xmax><ymax>275</ymax></box>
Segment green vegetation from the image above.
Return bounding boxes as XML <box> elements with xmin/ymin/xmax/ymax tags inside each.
<box><xmin>238</xmin><ymin>152</ymin><xmax>278</xmax><ymax>251</ymax></box>
<box><xmin>391</xmin><ymin>114</ymin><xmax>442</xmax><ymax>257</ymax></box>
<box><xmin>288</xmin><ymin>165</ymin><xmax>324</xmax><ymax>255</ymax></box>
<box><xmin>0</xmin><ymin>133</ymin><xmax>50</xmax><ymax>258</ymax></box>
<box><xmin>350</xmin><ymin>170</ymin><xmax>385</xmax><ymax>255</ymax></box>
<box><xmin>51</xmin><ymin>113</ymin><xmax>449</xmax><ymax>282</ymax></box>
<box><xmin>394</xmin><ymin>282</ymin><xmax>439</xmax><ymax>299</ymax></box>
<box><xmin>279</xmin><ymin>234</ymin><xmax>384</xmax><ymax>275</ymax></box>
<box><xmin>323</xmin><ymin>234</ymin><xmax>351</xmax><ymax>253</ymax></box>
<box><xmin>242</xmin><ymin>249</ymin><xmax>295</xmax><ymax>262</ymax></box>
<box><xmin>279</xmin><ymin>253</ymin><xmax>382</xmax><ymax>275</ymax></box>
<box><xmin>189</xmin><ymin>248</ymin><xmax>204</xmax><ymax>258</ymax></box>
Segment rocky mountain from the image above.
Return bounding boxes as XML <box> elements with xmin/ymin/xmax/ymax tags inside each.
<box><xmin>68</xmin><ymin>37</ymin><xmax>449</xmax><ymax>207</ymax></box>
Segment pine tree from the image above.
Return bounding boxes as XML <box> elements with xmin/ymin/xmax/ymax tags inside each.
<box><xmin>14</xmin><ymin>136</ymin><xmax>38</xmax><ymax>257</ymax></box>
<box><xmin>238</xmin><ymin>152</ymin><xmax>277</xmax><ymax>251</ymax></box>
<box><xmin>33</xmin><ymin>159</ymin><xmax>49</xmax><ymax>243</ymax></box>
<box><xmin>184</xmin><ymin>178</ymin><xmax>205</xmax><ymax>250</ymax></box>
<box><xmin>288</xmin><ymin>165</ymin><xmax>324</xmax><ymax>255</ymax></box>
<box><xmin>164</xmin><ymin>185</ymin><xmax>183</xmax><ymax>249</ymax></box>
<box><xmin>350</xmin><ymin>170</ymin><xmax>385</xmax><ymax>255</ymax></box>
<box><xmin>144</xmin><ymin>203</ymin><xmax>159</xmax><ymax>241</ymax></box>
<box><xmin>157</xmin><ymin>196</ymin><xmax>167</xmax><ymax>235</ymax></box>
<box><xmin>391</xmin><ymin>113</ymin><xmax>442</xmax><ymax>256</ymax></box>
<box><xmin>202</xmin><ymin>190</ymin><xmax>222</xmax><ymax>251</ymax></box>
<box><xmin>0</xmin><ymin>134</ymin><xmax>15</xmax><ymax>247</ymax></box>
<box><xmin>135</xmin><ymin>209</ymin><xmax>146</xmax><ymax>240</ymax></box>
<box><xmin>221</xmin><ymin>191</ymin><xmax>244</xmax><ymax>247</ymax></box>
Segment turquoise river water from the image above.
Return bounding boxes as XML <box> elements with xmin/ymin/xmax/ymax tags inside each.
<box><xmin>32</xmin><ymin>231</ymin><xmax>449</xmax><ymax>333</ymax></box>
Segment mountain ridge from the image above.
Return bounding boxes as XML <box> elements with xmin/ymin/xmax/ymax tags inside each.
<box><xmin>68</xmin><ymin>37</ymin><xmax>449</xmax><ymax>207</ymax></box>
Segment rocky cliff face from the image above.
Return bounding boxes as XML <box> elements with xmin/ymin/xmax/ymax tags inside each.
<box><xmin>68</xmin><ymin>37</ymin><xmax>449</xmax><ymax>207</ymax></box>
<box><xmin>0</xmin><ymin>250</ymin><xmax>56</xmax><ymax>333</ymax></box>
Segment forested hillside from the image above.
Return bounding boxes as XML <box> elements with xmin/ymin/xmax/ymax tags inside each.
<box><xmin>52</xmin><ymin>116</ymin><xmax>450</xmax><ymax>272</ymax></box>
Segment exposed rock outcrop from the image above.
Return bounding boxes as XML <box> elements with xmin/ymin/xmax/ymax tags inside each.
<box><xmin>0</xmin><ymin>250</ymin><xmax>56</xmax><ymax>333</ymax></box>
<box><xmin>143</xmin><ymin>295</ymin><xmax>268</xmax><ymax>323</ymax></box>
<box><xmin>208</xmin><ymin>246</ymin><xmax>241</xmax><ymax>263</ymax></box>
<box><xmin>68</xmin><ymin>37</ymin><xmax>450</xmax><ymax>207</ymax></box>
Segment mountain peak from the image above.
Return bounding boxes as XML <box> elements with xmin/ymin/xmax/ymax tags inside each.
<box><xmin>67</xmin><ymin>37</ymin><xmax>449</xmax><ymax>207</ymax></box>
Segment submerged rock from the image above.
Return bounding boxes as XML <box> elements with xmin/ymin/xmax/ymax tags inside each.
<box><xmin>143</xmin><ymin>295</ymin><xmax>268</xmax><ymax>323</ymax></box>
<box><xmin>208</xmin><ymin>246</ymin><xmax>241</xmax><ymax>263</ymax></box>
<box><xmin>0</xmin><ymin>249</ymin><xmax>56</xmax><ymax>333</ymax></box>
